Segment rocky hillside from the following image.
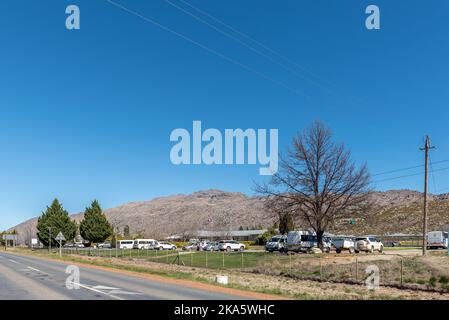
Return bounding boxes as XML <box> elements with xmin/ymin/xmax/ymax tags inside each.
<box><xmin>9</xmin><ymin>189</ymin><xmax>449</xmax><ymax>244</ymax></box>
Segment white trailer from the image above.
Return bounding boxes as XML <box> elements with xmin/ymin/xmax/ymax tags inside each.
<box><xmin>286</xmin><ymin>230</ymin><xmax>311</xmax><ymax>253</ymax></box>
<box><xmin>427</xmin><ymin>231</ymin><xmax>448</xmax><ymax>249</ymax></box>
<box><xmin>286</xmin><ymin>230</ymin><xmax>331</xmax><ymax>253</ymax></box>
<box><xmin>332</xmin><ymin>236</ymin><xmax>356</xmax><ymax>254</ymax></box>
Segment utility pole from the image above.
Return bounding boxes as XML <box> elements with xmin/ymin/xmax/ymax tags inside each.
<box><xmin>420</xmin><ymin>135</ymin><xmax>435</xmax><ymax>256</ymax></box>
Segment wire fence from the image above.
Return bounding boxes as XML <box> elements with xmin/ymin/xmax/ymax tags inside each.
<box><xmin>53</xmin><ymin>248</ymin><xmax>449</xmax><ymax>292</ymax></box>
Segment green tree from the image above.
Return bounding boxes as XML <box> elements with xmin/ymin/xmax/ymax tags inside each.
<box><xmin>279</xmin><ymin>212</ymin><xmax>295</xmax><ymax>235</ymax></box>
<box><xmin>79</xmin><ymin>200</ymin><xmax>112</xmax><ymax>243</ymax></box>
<box><xmin>256</xmin><ymin>226</ymin><xmax>277</xmax><ymax>245</ymax></box>
<box><xmin>123</xmin><ymin>225</ymin><xmax>130</xmax><ymax>238</ymax></box>
<box><xmin>36</xmin><ymin>199</ymin><xmax>77</xmax><ymax>247</ymax></box>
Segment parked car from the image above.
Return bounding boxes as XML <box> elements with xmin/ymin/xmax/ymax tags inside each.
<box><xmin>97</xmin><ymin>242</ymin><xmax>111</xmax><ymax>249</ymax></box>
<box><xmin>265</xmin><ymin>235</ymin><xmax>287</xmax><ymax>252</ymax></box>
<box><xmin>196</xmin><ymin>241</ymin><xmax>211</xmax><ymax>251</ymax></box>
<box><xmin>157</xmin><ymin>241</ymin><xmax>177</xmax><ymax>250</ymax></box>
<box><xmin>385</xmin><ymin>241</ymin><xmax>401</xmax><ymax>247</ymax></box>
<box><xmin>63</xmin><ymin>242</ymin><xmax>75</xmax><ymax>248</ymax></box>
<box><xmin>203</xmin><ymin>241</ymin><xmax>219</xmax><ymax>251</ymax></box>
<box><xmin>355</xmin><ymin>237</ymin><xmax>384</xmax><ymax>253</ymax></box>
<box><xmin>182</xmin><ymin>242</ymin><xmax>198</xmax><ymax>251</ymax></box>
<box><xmin>133</xmin><ymin>239</ymin><xmax>158</xmax><ymax>250</ymax></box>
<box><xmin>217</xmin><ymin>240</ymin><xmax>245</xmax><ymax>252</ymax></box>
<box><xmin>427</xmin><ymin>231</ymin><xmax>448</xmax><ymax>249</ymax></box>
<box><xmin>332</xmin><ymin>236</ymin><xmax>356</xmax><ymax>254</ymax></box>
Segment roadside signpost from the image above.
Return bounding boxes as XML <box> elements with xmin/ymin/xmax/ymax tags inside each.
<box><xmin>2</xmin><ymin>234</ymin><xmax>17</xmax><ymax>250</ymax></box>
<box><xmin>55</xmin><ymin>232</ymin><xmax>65</xmax><ymax>257</ymax></box>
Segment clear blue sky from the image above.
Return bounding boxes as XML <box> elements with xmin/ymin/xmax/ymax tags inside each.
<box><xmin>1</xmin><ymin>0</ymin><xmax>448</xmax><ymax>230</ymax></box>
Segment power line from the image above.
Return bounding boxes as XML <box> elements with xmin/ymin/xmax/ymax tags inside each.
<box><xmin>162</xmin><ymin>0</ymin><xmax>332</xmax><ymax>93</ymax></box>
<box><xmin>105</xmin><ymin>0</ymin><xmax>309</xmax><ymax>98</ymax></box>
<box><xmin>372</xmin><ymin>166</ymin><xmax>449</xmax><ymax>184</ymax></box>
<box><xmin>429</xmin><ymin>154</ymin><xmax>438</xmax><ymax>194</ymax></box>
<box><xmin>372</xmin><ymin>158</ymin><xmax>449</xmax><ymax>177</ymax></box>
<box><xmin>177</xmin><ymin>0</ymin><xmax>332</xmax><ymax>86</ymax></box>
<box><xmin>372</xmin><ymin>164</ymin><xmax>424</xmax><ymax>177</ymax></box>
<box><xmin>176</xmin><ymin>0</ymin><xmax>369</xmax><ymax>106</ymax></box>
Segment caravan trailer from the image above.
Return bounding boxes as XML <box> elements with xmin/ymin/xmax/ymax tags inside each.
<box><xmin>286</xmin><ymin>230</ymin><xmax>310</xmax><ymax>253</ymax></box>
<box><xmin>287</xmin><ymin>230</ymin><xmax>332</xmax><ymax>253</ymax></box>
<box><xmin>427</xmin><ymin>231</ymin><xmax>448</xmax><ymax>249</ymax></box>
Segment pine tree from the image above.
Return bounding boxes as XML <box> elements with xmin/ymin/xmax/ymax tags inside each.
<box><xmin>36</xmin><ymin>199</ymin><xmax>77</xmax><ymax>247</ymax></box>
<box><xmin>79</xmin><ymin>200</ymin><xmax>112</xmax><ymax>243</ymax></box>
<box><xmin>123</xmin><ymin>225</ymin><xmax>130</xmax><ymax>238</ymax></box>
<box><xmin>279</xmin><ymin>212</ymin><xmax>295</xmax><ymax>235</ymax></box>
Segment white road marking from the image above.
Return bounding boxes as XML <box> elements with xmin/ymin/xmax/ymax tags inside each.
<box><xmin>72</xmin><ymin>283</ymin><xmax>124</xmax><ymax>300</ymax></box>
<box><xmin>92</xmin><ymin>285</ymin><xmax>120</xmax><ymax>290</ymax></box>
<box><xmin>8</xmin><ymin>259</ymin><xmax>18</xmax><ymax>264</ymax></box>
<box><xmin>109</xmin><ymin>289</ymin><xmax>142</xmax><ymax>295</ymax></box>
<box><xmin>27</xmin><ymin>266</ymin><xmax>42</xmax><ymax>273</ymax></box>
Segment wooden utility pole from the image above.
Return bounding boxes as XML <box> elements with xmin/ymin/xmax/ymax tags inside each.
<box><xmin>420</xmin><ymin>135</ymin><xmax>435</xmax><ymax>256</ymax></box>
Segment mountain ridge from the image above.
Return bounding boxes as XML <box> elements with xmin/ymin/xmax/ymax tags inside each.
<box><xmin>8</xmin><ymin>189</ymin><xmax>449</xmax><ymax>244</ymax></box>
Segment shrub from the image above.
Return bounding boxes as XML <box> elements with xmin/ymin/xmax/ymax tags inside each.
<box><xmin>439</xmin><ymin>276</ymin><xmax>449</xmax><ymax>285</ymax></box>
<box><xmin>428</xmin><ymin>276</ymin><xmax>437</xmax><ymax>288</ymax></box>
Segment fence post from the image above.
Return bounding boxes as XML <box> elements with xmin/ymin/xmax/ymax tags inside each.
<box><xmin>355</xmin><ymin>257</ymin><xmax>358</xmax><ymax>282</ymax></box>
<box><xmin>206</xmin><ymin>251</ymin><xmax>208</xmax><ymax>268</ymax></box>
<box><xmin>320</xmin><ymin>257</ymin><xmax>323</xmax><ymax>281</ymax></box>
<box><xmin>241</xmin><ymin>252</ymin><xmax>244</xmax><ymax>268</ymax></box>
<box><xmin>289</xmin><ymin>254</ymin><xmax>292</xmax><ymax>273</ymax></box>
<box><xmin>222</xmin><ymin>252</ymin><xmax>225</xmax><ymax>268</ymax></box>
<box><xmin>400</xmin><ymin>257</ymin><xmax>404</xmax><ymax>287</ymax></box>
<box><xmin>166</xmin><ymin>250</ymin><xmax>169</xmax><ymax>263</ymax></box>
<box><xmin>191</xmin><ymin>252</ymin><xmax>193</xmax><ymax>266</ymax></box>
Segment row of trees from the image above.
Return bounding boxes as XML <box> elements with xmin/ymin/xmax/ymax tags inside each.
<box><xmin>36</xmin><ymin>199</ymin><xmax>112</xmax><ymax>247</ymax></box>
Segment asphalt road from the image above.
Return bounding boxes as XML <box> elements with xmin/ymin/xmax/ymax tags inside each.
<box><xmin>0</xmin><ymin>251</ymin><xmax>246</xmax><ymax>300</ymax></box>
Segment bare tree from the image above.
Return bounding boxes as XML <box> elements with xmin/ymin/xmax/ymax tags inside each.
<box><xmin>256</xmin><ymin>121</ymin><xmax>371</xmax><ymax>248</ymax></box>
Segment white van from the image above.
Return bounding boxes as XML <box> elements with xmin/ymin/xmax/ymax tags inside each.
<box><xmin>133</xmin><ymin>239</ymin><xmax>158</xmax><ymax>250</ymax></box>
<box><xmin>117</xmin><ymin>240</ymin><xmax>134</xmax><ymax>249</ymax></box>
<box><xmin>427</xmin><ymin>231</ymin><xmax>448</xmax><ymax>249</ymax></box>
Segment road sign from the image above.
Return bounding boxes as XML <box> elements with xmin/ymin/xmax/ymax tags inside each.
<box><xmin>2</xmin><ymin>234</ymin><xmax>17</xmax><ymax>241</ymax></box>
<box><xmin>55</xmin><ymin>232</ymin><xmax>65</xmax><ymax>241</ymax></box>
